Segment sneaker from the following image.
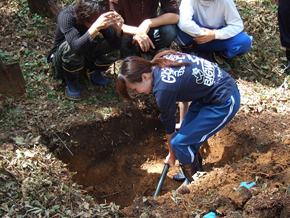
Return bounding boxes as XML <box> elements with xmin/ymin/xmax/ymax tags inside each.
<box><xmin>173</xmin><ymin>171</ymin><xmax>186</xmax><ymax>182</ymax></box>
<box><xmin>212</xmin><ymin>52</ymin><xmax>232</xmax><ymax>71</ymax></box>
<box><xmin>86</xmin><ymin>70</ymin><xmax>111</xmax><ymax>86</ymax></box>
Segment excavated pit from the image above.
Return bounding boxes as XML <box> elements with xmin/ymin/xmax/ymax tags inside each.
<box><xmin>56</xmin><ymin>109</ymin><xmax>267</xmax><ymax>208</ymax></box>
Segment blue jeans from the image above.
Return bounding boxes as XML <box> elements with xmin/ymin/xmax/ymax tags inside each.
<box><xmin>121</xmin><ymin>24</ymin><xmax>177</xmax><ymax>58</ymax></box>
<box><xmin>171</xmin><ymin>87</ymin><xmax>240</xmax><ymax>165</ymax></box>
<box><xmin>175</xmin><ymin>25</ymin><xmax>252</xmax><ymax>58</ymax></box>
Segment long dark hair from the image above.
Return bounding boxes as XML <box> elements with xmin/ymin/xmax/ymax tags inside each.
<box><xmin>116</xmin><ymin>50</ymin><xmax>190</xmax><ymax>100</ymax></box>
<box><xmin>74</xmin><ymin>0</ymin><xmax>109</xmax><ymax>25</ymax></box>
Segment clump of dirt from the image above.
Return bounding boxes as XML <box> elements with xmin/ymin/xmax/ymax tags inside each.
<box><xmin>54</xmin><ymin>106</ymin><xmax>290</xmax><ymax>217</ymax></box>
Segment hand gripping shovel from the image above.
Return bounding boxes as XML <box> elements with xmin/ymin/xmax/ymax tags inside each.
<box><xmin>153</xmin><ymin>164</ymin><xmax>170</xmax><ymax>197</ymax></box>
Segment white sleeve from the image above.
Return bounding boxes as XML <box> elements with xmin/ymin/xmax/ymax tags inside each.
<box><xmin>215</xmin><ymin>0</ymin><xmax>244</xmax><ymax>39</ymax></box>
<box><xmin>177</xmin><ymin>0</ymin><xmax>202</xmax><ymax>36</ymax></box>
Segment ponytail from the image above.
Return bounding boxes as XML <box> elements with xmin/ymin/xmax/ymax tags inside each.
<box><xmin>116</xmin><ymin>50</ymin><xmax>190</xmax><ymax>100</ymax></box>
<box><xmin>151</xmin><ymin>50</ymin><xmax>190</xmax><ymax>68</ymax></box>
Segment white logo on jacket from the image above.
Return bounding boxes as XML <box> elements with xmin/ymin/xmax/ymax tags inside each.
<box><xmin>188</xmin><ymin>55</ymin><xmax>216</xmax><ymax>86</ymax></box>
<box><xmin>160</xmin><ymin>53</ymin><xmax>221</xmax><ymax>86</ymax></box>
<box><xmin>160</xmin><ymin>54</ymin><xmax>186</xmax><ymax>83</ymax></box>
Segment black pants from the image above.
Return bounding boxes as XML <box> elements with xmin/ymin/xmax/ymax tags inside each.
<box><xmin>50</xmin><ymin>39</ymin><xmax>120</xmax><ymax>79</ymax></box>
<box><xmin>278</xmin><ymin>0</ymin><xmax>290</xmax><ymax>48</ymax></box>
<box><xmin>120</xmin><ymin>24</ymin><xmax>177</xmax><ymax>59</ymax></box>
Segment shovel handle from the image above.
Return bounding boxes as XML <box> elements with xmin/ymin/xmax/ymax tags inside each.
<box><xmin>153</xmin><ymin>164</ymin><xmax>170</xmax><ymax>197</ymax></box>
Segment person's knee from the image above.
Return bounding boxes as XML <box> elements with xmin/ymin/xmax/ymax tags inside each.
<box><xmin>171</xmin><ymin>136</ymin><xmax>179</xmax><ymax>153</ymax></box>
<box><xmin>171</xmin><ymin>145</ymin><xmax>183</xmax><ymax>161</ymax></box>
<box><xmin>160</xmin><ymin>25</ymin><xmax>177</xmax><ymax>46</ymax></box>
<box><xmin>223</xmin><ymin>34</ymin><xmax>252</xmax><ymax>57</ymax></box>
<box><xmin>171</xmin><ymin>136</ymin><xmax>182</xmax><ymax>156</ymax></box>
<box><xmin>237</xmin><ymin>33</ymin><xmax>252</xmax><ymax>55</ymax></box>
<box><xmin>94</xmin><ymin>49</ymin><xmax>120</xmax><ymax>66</ymax></box>
<box><xmin>62</xmin><ymin>53</ymin><xmax>84</xmax><ymax>72</ymax></box>
<box><xmin>58</xmin><ymin>42</ymin><xmax>85</xmax><ymax>71</ymax></box>
<box><xmin>239</xmin><ymin>34</ymin><xmax>252</xmax><ymax>55</ymax></box>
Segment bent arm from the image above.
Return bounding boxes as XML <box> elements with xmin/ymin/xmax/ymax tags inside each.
<box><xmin>122</xmin><ymin>13</ymin><xmax>179</xmax><ymax>35</ymax></box>
<box><xmin>58</xmin><ymin>9</ymin><xmax>94</xmax><ymax>55</ymax></box>
<box><xmin>146</xmin><ymin>13</ymin><xmax>179</xmax><ymax>29</ymax></box>
<box><xmin>178</xmin><ymin>0</ymin><xmax>244</xmax><ymax>40</ymax></box>
<box><xmin>178</xmin><ymin>0</ymin><xmax>203</xmax><ymax>37</ymax></box>
<box><xmin>214</xmin><ymin>0</ymin><xmax>244</xmax><ymax>39</ymax></box>
<box><xmin>121</xmin><ymin>24</ymin><xmax>139</xmax><ymax>35</ymax></box>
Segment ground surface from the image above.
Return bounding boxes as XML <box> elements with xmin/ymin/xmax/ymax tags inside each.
<box><xmin>1</xmin><ymin>0</ymin><xmax>290</xmax><ymax>217</ymax></box>
<box><xmin>55</xmin><ymin>81</ymin><xmax>290</xmax><ymax>217</ymax></box>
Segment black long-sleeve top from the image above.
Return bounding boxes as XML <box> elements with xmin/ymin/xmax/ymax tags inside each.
<box><xmin>49</xmin><ymin>6</ymin><xmax>121</xmax><ymax>57</ymax></box>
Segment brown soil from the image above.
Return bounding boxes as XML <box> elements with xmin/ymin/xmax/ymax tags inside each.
<box><xmin>55</xmin><ymin>99</ymin><xmax>290</xmax><ymax>217</ymax></box>
<box><xmin>1</xmin><ymin>0</ymin><xmax>290</xmax><ymax>217</ymax></box>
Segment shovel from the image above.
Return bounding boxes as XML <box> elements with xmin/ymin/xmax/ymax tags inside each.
<box><xmin>0</xmin><ymin>59</ymin><xmax>25</xmax><ymax>98</ymax></box>
<box><xmin>153</xmin><ymin>164</ymin><xmax>170</xmax><ymax>197</ymax></box>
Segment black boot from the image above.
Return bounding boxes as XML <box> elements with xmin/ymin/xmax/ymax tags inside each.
<box><xmin>173</xmin><ymin>151</ymin><xmax>204</xmax><ymax>182</ymax></box>
<box><xmin>180</xmin><ymin>158</ymin><xmax>199</xmax><ymax>183</ymax></box>
<box><xmin>176</xmin><ymin>156</ymin><xmax>199</xmax><ymax>191</ymax></box>
<box><xmin>63</xmin><ymin>69</ymin><xmax>81</xmax><ymax>101</ymax></box>
<box><xmin>197</xmin><ymin>151</ymin><xmax>204</xmax><ymax>172</ymax></box>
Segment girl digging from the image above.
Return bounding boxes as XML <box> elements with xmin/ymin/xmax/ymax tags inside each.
<box><xmin>116</xmin><ymin>50</ymin><xmax>240</xmax><ymax>187</ymax></box>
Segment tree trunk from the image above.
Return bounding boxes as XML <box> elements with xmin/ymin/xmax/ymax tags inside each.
<box><xmin>27</xmin><ymin>0</ymin><xmax>61</xmax><ymax>21</ymax></box>
<box><xmin>0</xmin><ymin>59</ymin><xmax>26</xmax><ymax>98</ymax></box>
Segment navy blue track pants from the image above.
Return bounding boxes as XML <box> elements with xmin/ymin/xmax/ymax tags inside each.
<box><xmin>171</xmin><ymin>87</ymin><xmax>240</xmax><ymax>165</ymax></box>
